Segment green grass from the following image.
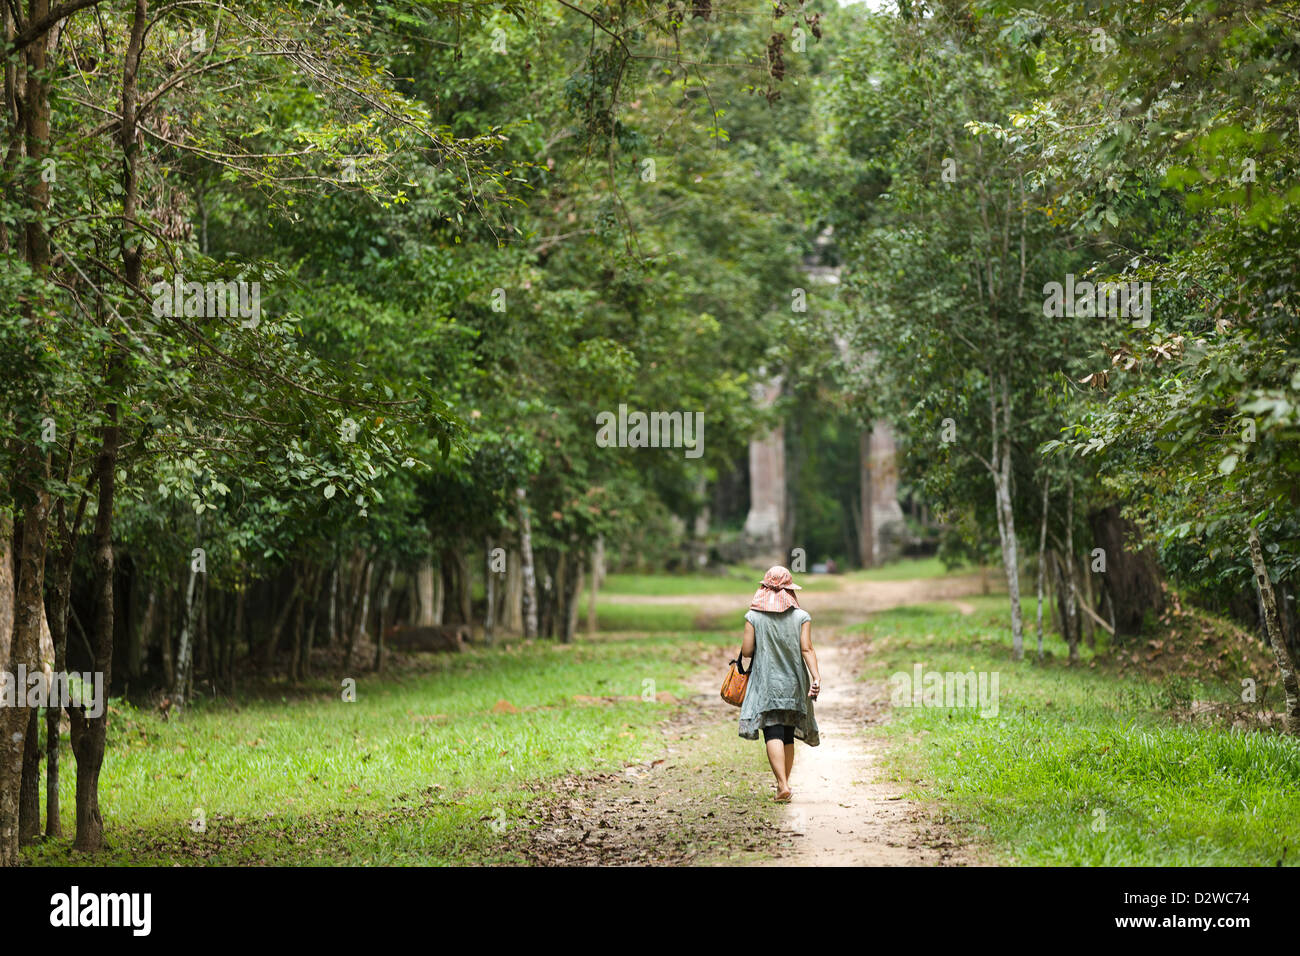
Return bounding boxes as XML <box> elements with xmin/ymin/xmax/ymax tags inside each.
<box><xmin>24</xmin><ymin>633</ymin><xmax>736</xmax><ymax>866</ymax></box>
<box><xmin>576</xmin><ymin>600</ymin><xmax>725</xmax><ymax>632</ymax></box>
<box><xmin>600</xmin><ymin>566</ymin><xmax>838</xmax><ymax>595</ymax></box>
<box><xmin>859</xmin><ymin>596</ymin><xmax>1300</xmax><ymax>865</ymax></box>
<box><xmin>594</xmin><ymin>557</ymin><xmax>959</xmax><ymax>600</ymax></box>
<box><xmin>841</xmin><ymin>556</ymin><xmax>979</xmax><ymax>582</ymax></box>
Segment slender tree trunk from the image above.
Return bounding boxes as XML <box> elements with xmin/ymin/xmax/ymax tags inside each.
<box><xmin>340</xmin><ymin>550</ymin><xmax>363</xmax><ymax>644</ymax></box>
<box><xmin>1036</xmin><ymin>474</ymin><xmax>1050</xmax><ymax>662</ymax></box>
<box><xmin>1063</xmin><ymin>477</ymin><xmax>1080</xmax><ymax>663</ymax></box>
<box><xmin>46</xmin><ymin>491</ymin><xmax>83</xmax><ymax>840</ymax></box>
<box><xmin>587</xmin><ymin>544</ymin><xmax>599</xmax><ymax>636</ymax></box>
<box><xmin>432</xmin><ymin>562</ymin><xmax>445</xmax><ymax>625</ymax></box>
<box><xmin>228</xmin><ymin>584</ymin><xmax>244</xmax><ymax>688</ymax></box>
<box><xmin>416</xmin><ymin>556</ymin><xmax>435</xmax><ymax>626</ymax></box>
<box><xmin>196</xmin><ymin>571</ymin><xmax>210</xmax><ymax>680</ymax></box>
<box><xmin>563</xmin><ymin>560</ymin><xmax>583</xmax><ymax>644</ymax></box>
<box><xmin>0</xmin><ymin>513</ymin><xmax>12</xmax><ymax>679</ymax></box>
<box><xmin>373</xmin><ymin>561</ymin><xmax>395</xmax><ymax>671</ymax></box>
<box><xmin>289</xmin><ymin>577</ymin><xmax>305</xmax><ymax>682</ymax></box>
<box><xmin>160</xmin><ymin>585</ymin><xmax>174</xmax><ymax>692</ymax></box>
<box><xmin>19</xmin><ymin>707</ymin><xmax>40</xmax><ymax>843</ymax></box>
<box><xmin>347</xmin><ymin>557</ymin><xmax>373</xmax><ymax>667</ymax></box>
<box><xmin>996</xmin><ymin>377</ymin><xmax>1025</xmax><ymax>660</ymax></box>
<box><xmin>328</xmin><ymin>562</ymin><xmax>339</xmax><ymax>648</ymax></box>
<box><xmin>172</xmin><ymin>561</ymin><xmax>200</xmax><ymax>711</ymax></box>
<box><xmin>517</xmin><ymin>488</ymin><xmax>538</xmax><ymax>639</ymax></box>
<box><xmin>858</xmin><ymin>429</ymin><xmax>874</xmax><ymax>568</ymax></box>
<box><xmin>1081</xmin><ymin>552</ymin><xmax>1096</xmax><ymax>649</ymax></box>
<box><xmin>484</xmin><ymin>537</ymin><xmax>496</xmax><ymax>646</ymax></box>
<box><xmin>69</xmin><ymin>405</ymin><xmax>119</xmax><ymax>852</ymax></box>
<box><xmin>19</xmin><ymin>601</ymin><xmax>53</xmax><ymax>843</ymax></box>
<box><xmin>538</xmin><ymin>550</ymin><xmax>556</xmax><ymax>638</ymax></box>
<box><xmin>1</xmin><ymin>496</ymin><xmax>48</xmax><ymax>865</ymax></box>
<box><xmin>503</xmin><ymin>550</ymin><xmax>523</xmax><ymax>633</ymax></box>
<box><xmin>442</xmin><ymin>548</ymin><xmax>469</xmax><ymax>626</ymax></box>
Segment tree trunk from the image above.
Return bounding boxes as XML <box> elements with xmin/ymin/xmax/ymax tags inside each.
<box><xmin>46</xmin><ymin>493</ymin><xmax>83</xmax><ymax>840</ymax></box>
<box><xmin>19</xmin><ymin>599</ymin><xmax>53</xmax><ymax>845</ymax></box>
<box><xmin>484</xmin><ymin>537</ymin><xmax>496</xmax><ymax>646</ymax></box>
<box><xmin>160</xmin><ymin>586</ymin><xmax>174</xmax><ymax>692</ymax></box>
<box><xmin>19</xmin><ymin>707</ymin><xmax>40</xmax><ymax>844</ymax></box>
<box><xmin>69</xmin><ymin>406</ymin><xmax>120</xmax><ymax>853</ymax></box>
<box><xmin>444</xmin><ymin>548</ymin><xmax>471</xmax><ymax>626</ymax></box>
<box><xmin>1087</xmin><ymin>503</ymin><xmax>1165</xmax><ymax>639</ymax></box>
<box><xmin>264</xmin><ymin>572</ymin><xmax>303</xmax><ymax>671</ymax></box>
<box><xmin>347</xmin><ymin>557</ymin><xmax>373</xmax><ymax>667</ymax></box>
<box><xmin>3</xmin><ymin>489</ymin><xmax>52</xmax><ymax>864</ymax></box>
<box><xmin>0</xmin><ymin>513</ymin><xmax>12</xmax><ymax>677</ymax></box>
<box><xmin>586</xmin><ymin>544</ymin><xmax>599</xmax><ymax>636</ymax></box>
<box><xmin>503</xmin><ymin>550</ymin><xmax>523</xmax><ymax>633</ymax></box>
<box><xmin>1080</xmin><ymin>551</ymin><xmax>1096</xmax><ymax>649</ymax></box>
<box><xmin>328</xmin><ymin>561</ymin><xmax>339</xmax><ymax>648</ymax></box>
<box><xmin>1063</xmin><ymin>477</ymin><xmax>1080</xmax><ymax>663</ymax></box>
<box><xmin>517</xmin><ymin>488</ymin><xmax>538</xmax><ymax>639</ymax></box>
<box><xmin>563</xmin><ymin>560</ymin><xmax>583</xmax><ymax>644</ymax></box>
<box><xmin>999</xmin><ymin>377</ymin><xmax>1025</xmax><ymax>660</ymax></box>
<box><xmin>373</xmin><ymin>561</ymin><xmax>395</xmax><ymax>671</ymax></box>
<box><xmin>196</xmin><ymin>570</ymin><xmax>209</xmax><ymax>682</ymax></box>
<box><xmin>538</xmin><ymin>549</ymin><xmax>556</xmax><ymax>638</ymax></box>
<box><xmin>228</xmin><ymin>584</ymin><xmax>244</xmax><ymax>688</ymax></box>
<box><xmin>289</xmin><ymin>578</ymin><xmax>306</xmax><ymax>682</ymax></box>
<box><xmin>858</xmin><ymin>428</ymin><xmax>874</xmax><ymax>568</ymax></box>
<box><xmin>300</xmin><ymin>579</ymin><xmax>317</xmax><ymax>680</ymax></box>
<box><xmin>172</xmin><ymin>561</ymin><xmax>200</xmax><ymax>711</ymax></box>
<box><xmin>1248</xmin><ymin>527</ymin><xmax>1300</xmax><ymax>735</ymax></box>
<box><xmin>416</xmin><ymin>556</ymin><xmax>436</xmax><ymax>626</ymax></box>
<box><xmin>1036</xmin><ymin>474</ymin><xmax>1050</xmax><ymax>662</ymax></box>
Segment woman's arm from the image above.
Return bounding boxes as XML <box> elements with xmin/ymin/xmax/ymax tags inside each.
<box><xmin>741</xmin><ymin>619</ymin><xmax>756</xmax><ymax>658</ymax></box>
<box><xmin>800</xmin><ymin>619</ymin><xmax>821</xmax><ymax>698</ymax></box>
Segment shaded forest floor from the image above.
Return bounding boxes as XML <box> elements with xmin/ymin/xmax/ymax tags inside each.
<box><xmin>19</xmin><ymin>561</ymin><xmax>1300</xmax><ymax>866</ymax></box>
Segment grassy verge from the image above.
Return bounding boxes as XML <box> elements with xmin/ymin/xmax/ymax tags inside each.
<box><xmin>23</xmin><ymin>632</ymin><xmax>735</xmax><ymax>866</ymax></box>
<box><xmin>859</xmin><ymin>596</ymin><xmax>1300</xmax><ymax>866</ymax></box>
<box><xmin>576</xmin><ymin>600</ymin><xmax>726</xmax><ymax>632</ymax></box>
<box><xmin>840</xmin><ymin>556</ymin><xmax>979</xmax><ymax>583</ymax></box>
<box><xmin>600</xmin><ymin>566</ymin><xmax>840</xmax><ymax>596</ymax></box>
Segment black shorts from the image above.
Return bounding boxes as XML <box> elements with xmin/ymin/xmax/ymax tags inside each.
<box><xmin>762</xmin><ymin>724</ymin><xmax>795</xmax><ymax>745</ymax></box>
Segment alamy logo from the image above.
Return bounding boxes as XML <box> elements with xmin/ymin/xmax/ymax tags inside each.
<box><xmin>888</xmin><ymin>664</ymin><xmax>1000</xmax><ymax>718</ymax></box>
<box><xmin>150</xmin><ymin>274</ymin><xmax>261</xmax><ymax>327</ymax></box>
<box><xmin>595</xmin><ymin>404</ymin><xmax>704</xmax><ymax>459</ymax></box>
<box><xmin>50</xmin><ymin>886</ymin><xmax>151</xmax><ymax>936</ymax></box>
<box><xmin>1042</xmin><ymin>274</ymin><xmax>1150</xmax><ymax>327</ymax></box>
<box><xmin>0</xmin><ymin>667</ymin><xmax>104</xmax><ymax>718</ymax></box>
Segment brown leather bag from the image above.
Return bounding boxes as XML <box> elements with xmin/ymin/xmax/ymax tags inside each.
<box><xmin>720</xmin><ymin>652</ymin><xmax>750</xmax><ymax>707</ymax></box>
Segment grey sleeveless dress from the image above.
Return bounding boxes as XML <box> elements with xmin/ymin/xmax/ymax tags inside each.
<box><xmin>738</xmin><ymin>607</ymin><xmax>820</xmax><ymax>746</ymax></box>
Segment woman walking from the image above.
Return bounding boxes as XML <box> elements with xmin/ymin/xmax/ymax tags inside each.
<box><xmin>738</xmin><ymin>565</ymin><xmax>821</xmax><ymax>802</ymax></box>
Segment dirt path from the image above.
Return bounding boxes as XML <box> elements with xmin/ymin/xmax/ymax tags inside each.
<box><xmin>775</xmin><ymin>633</ymin><xmax>970</xmax><ymax>864</ymax></box>
<box><xmin>521</xmin><ymin>576</ymin><xmax>988</xmax><ymax>866</ymax></box>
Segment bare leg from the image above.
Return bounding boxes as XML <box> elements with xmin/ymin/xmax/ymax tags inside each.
<box><xmin>766</xmin><ymin>738</ymin><xmax>791</xmax><ymax>799</ymax></box>
<box><xmin>785</xmin><ymin>742</ymin><xmax>794</xmax><ymax>781</ymax></box>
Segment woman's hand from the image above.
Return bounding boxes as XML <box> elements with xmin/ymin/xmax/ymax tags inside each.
<box><xmin>809</xmin><ymin>678</ymin><xmax>821</xmax><ymax>700</ymax></box>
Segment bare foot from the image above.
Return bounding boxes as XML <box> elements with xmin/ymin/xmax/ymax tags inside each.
<box><xmin>774</xmin><ymin>787</ymin><xmax>792</xmax><ymax>803</ymax></box>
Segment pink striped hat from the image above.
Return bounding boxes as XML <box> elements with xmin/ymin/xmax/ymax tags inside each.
<box><xmin>748</xmin><ymin>565</ymin><xmax>802</xmax><ymax>613</ymax></box>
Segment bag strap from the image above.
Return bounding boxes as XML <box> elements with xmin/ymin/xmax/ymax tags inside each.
<box><xmin>732</xmin><ymin>646</ymin><xmax>750</xmax><ymax>675</ymax></box>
